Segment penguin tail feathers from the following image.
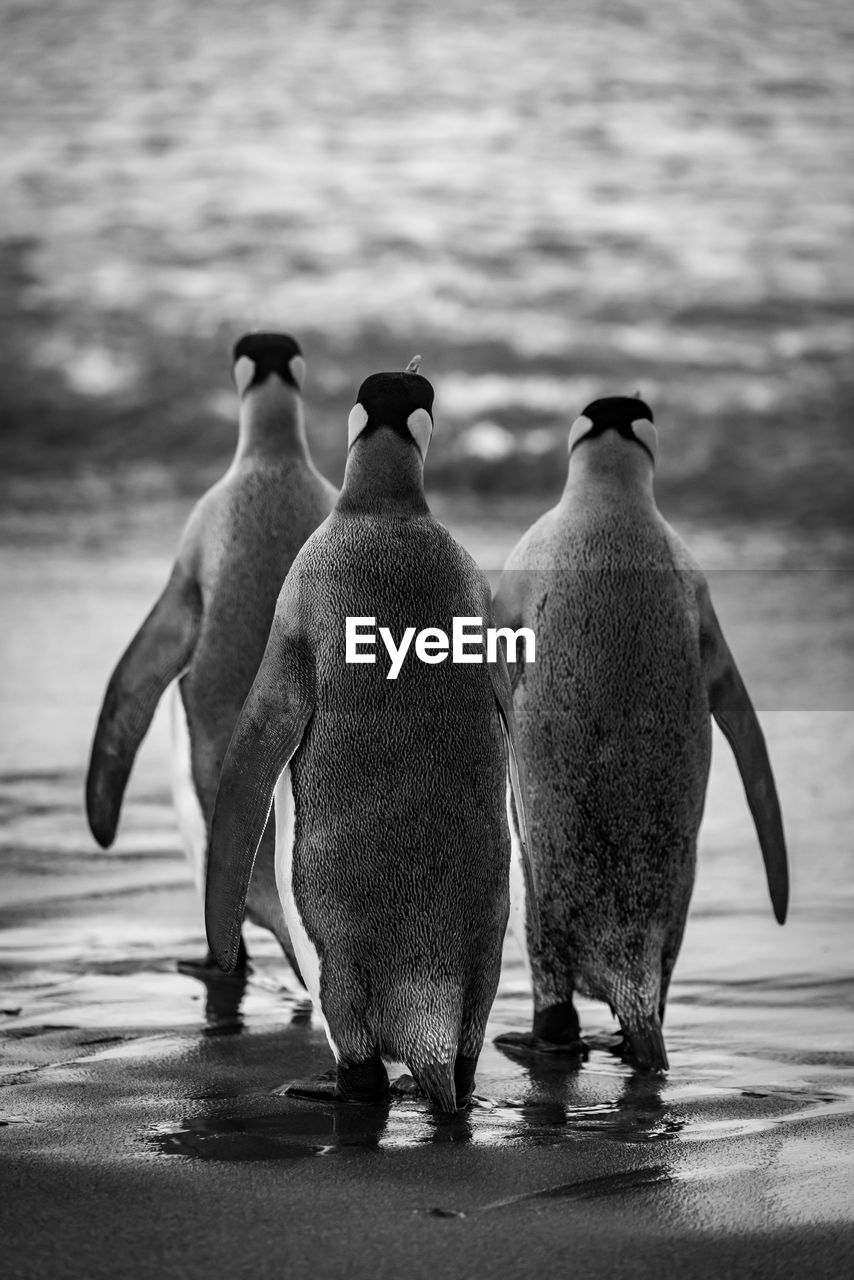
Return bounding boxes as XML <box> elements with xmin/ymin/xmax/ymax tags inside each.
<box><xmin>411</xmin><ymin>1061</ymin><xmax>459</xmax><ymax>1114</ymax></box>
<box><xmin>385</xmin><ymin>983</ymin><xmax>466</xmax><ymax>1111</ymax></box>
<box><xmin>621</xmin><ymin>1013</ymin><xmax>669</xmax><ymax>1073</ymax></box>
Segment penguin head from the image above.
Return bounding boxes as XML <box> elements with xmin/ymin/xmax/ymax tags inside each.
<box><xmin>232</xmin><ymin>332</ymin><xmax>306</xmax><ymax>399</ymax></box>
<box><xmin>347</xmin><ymin>360</ymin><xmax>434</xmax><ymax>460</ymax></box>
<box><xmin>568</xmin><ymin>396</ymin><xmax>657</xmax><ymax>463</ymax></box>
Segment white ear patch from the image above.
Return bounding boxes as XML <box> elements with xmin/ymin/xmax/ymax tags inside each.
<box><xmin>568</xmin><ymin>415</ymin><xmax>594</xmax><ymax>454</ymax></box>
<box><xmin>406</xmin><ymin>407</ymin><xmax>433</xmax><ymax>459</ymax></box>
<box><xmin>288</xmin><ymin>354</ymin><xmax>307</xmax><ymax>391</ymax></box>
<box><xmin>347</xmin><ymin>402</ymin><xmax>369</xmax><ymax>448</ymax></box>
<box><xmin>631</xmin><ymin>418</ymin><xmax>658</xmax><ymax>460</ymax></box>
<box><xmin>233</xmin><ymin>356</ymin><xmax>256</xmax><ymax>398</ymax></box>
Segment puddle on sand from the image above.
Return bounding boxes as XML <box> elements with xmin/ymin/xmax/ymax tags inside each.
<box><xmin>146</xmin><ymin>1060</ymin><xmax>854</xmax><ymax>1165</ymax></box>
<box><xmin>149</xmin><ymin>1103</ymin><xmax>400</xmax><ymax>1161</ymax></box>
<box><xmin>148</xmin><ymin>1086</ymin><xmax>565</xmax><ymax>1161</ymax></box>
<box><xmin>147</xmin><ymin>1078</ymin><xmax>685</xmax><ymax>1164</ymax></box>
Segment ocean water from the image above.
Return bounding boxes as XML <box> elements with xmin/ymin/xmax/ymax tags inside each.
<box><xmin>2</xmin><ymin>0</ymin><xmax>853</xmax><ymax>520</ymax></box>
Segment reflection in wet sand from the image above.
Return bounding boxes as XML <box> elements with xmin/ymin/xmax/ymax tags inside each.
<box><xmin>150</xmin><ymin>1100</ymin><xmax>394</xmax><ymax>1161</ymax></box>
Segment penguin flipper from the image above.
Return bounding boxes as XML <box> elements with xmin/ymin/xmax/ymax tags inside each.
<box><xmin>205</xmin><ymin>627</ymin><xmax>315</xmax><ymax>973</ymax></box>
<box><xmin>699</xmin><ymin>587</ymin><xmax>789</xmax><ymax>924</ymax></box>
<box><xmin>488</xmin><ymin>651</ymin><xmax>541</xmax><ymax>947</ymax></box>
<box><xmin>86</xmin><ymin>564</ymin><xmax>201</xmax><ymax>848</ymax></box>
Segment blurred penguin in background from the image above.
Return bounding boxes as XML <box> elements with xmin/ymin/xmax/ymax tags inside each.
<box><xmin>494</xmin><ymin>395</ymin><xmax>788</xmax><ymax>1070</ymax></box>
<box><xmin>86</xmin><ymin>333</ymin><xmax>337</xmax><ymax>982</ymax></box>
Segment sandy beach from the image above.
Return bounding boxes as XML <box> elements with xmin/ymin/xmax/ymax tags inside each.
<box><xmin>2</xmin><ymin>493</ymin><xmax>853</xmax><ymax>1278</ymax></box>
<box><xmin>4</xmin><ymin>871</ymin><xmax>854</xmax><ymax>1280</ymax></box>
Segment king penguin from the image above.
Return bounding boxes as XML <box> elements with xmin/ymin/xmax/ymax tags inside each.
<box><xmin>493</xmin><ymin>395</ymin><xmax>789</xmax><ymax>1071</ymax></box>
<box><xmin>86</xmin><ymin>332</ymin><xmax>337</xmax><ymax>978</ymax></box>
<box><xmin>204</xmin><ymin>359</ymin><xmax>537</xmax><ymax>1112</ymax></box>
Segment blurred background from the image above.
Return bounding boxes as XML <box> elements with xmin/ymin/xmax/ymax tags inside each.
<box><xmin>2</xmin><ymin>0</ymin><xmax>853</xmax><ymax>525</ymax></box>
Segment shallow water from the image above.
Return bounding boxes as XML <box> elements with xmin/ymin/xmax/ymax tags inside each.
<box><xmin>1</xmin><ymin>492</ymin><xmax>852</xmax><ymax>1198</ymax></box>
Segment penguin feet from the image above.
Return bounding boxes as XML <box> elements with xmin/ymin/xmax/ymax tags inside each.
<box><xmin>279</xmin><ymin>1057</ymin><xmax>391</xmax><ymax>1106</ymax></box>
<box><xmin>583</xmin><ymin>1028</ymin><xmax>626</xmax><ymax>1058</ymax></box>
<box><xmin>493</xmin><ymin>1031</ymin><xmax>588</xmax><ymax>1063</ymax></box>
<box><xmin>494</xmin><ymin>1001</ymin><xmax>588</xmax><ymax>1063</ymax></box>
<box><xmin>276</xmin><ymin>1068</ymin><xmax>339</xmax><ymax>1102</ymax></box>
<box><xmin>390</xmin><ymin>1073</ymin><xmax>421</xmax><ymax>1098</ymax></box>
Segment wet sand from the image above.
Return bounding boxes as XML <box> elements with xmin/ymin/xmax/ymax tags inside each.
<box><xmin>2</xmin><ymin>495</ymin><xmax>854</xmax><ymax>1278</ymax></box>
<box><xmin>3</xmin><ymin>875</ymin><xmax>854</xmax><ymax>1280</ymax></box>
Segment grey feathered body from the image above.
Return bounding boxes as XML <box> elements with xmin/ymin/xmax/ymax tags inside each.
<box><xmin>181</xmin><ymin>457</ymin><xmax>336</xmax><ymax>940</ymax></box>
<box><xmin>500</xmin><ymin>492</ymin><xmax>711</xmax><ymax>1047</ymax></box>
<box><xmin>285</xmin><ymin>511</ymin><xmax>509</xmax><ymax>1077</ymax></box>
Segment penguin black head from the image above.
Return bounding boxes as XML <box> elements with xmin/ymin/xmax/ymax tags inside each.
<box><xmin>568</xmin><ymin>395</ymin><xmax>657</xmax><ymax>462</ymax></box>
<box><xmin>347</xmin><ymin>359</ymin><xmax>434</xmax><ymax>459</ymax></box>
<box><xmin>232</xmin><ymin>332</ymin><xmax>306</xmax><ymax>398</ymax></box>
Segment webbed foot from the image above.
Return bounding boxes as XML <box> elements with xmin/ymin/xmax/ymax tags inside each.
<box><xmin>493</xmin><ymin>1030</ymin><xmax>588</xmax><ymax>1063</ymax></box>
<box><xmin>390</xmin><ymin>1073</ymin><xmax>421</xmax><ymax>1098</ymax></box>
<box><xmin>278</xmin><ymin>1055</ymin><xmax>391</xmax><ymax>1106</ymax></box>
<box><xmin>495</xmin><ymin>999</ymin><xmax>587</xmax><ymax>1061</ymax></box>
<box><xmin>275</xmin><ymin>1069</ymin><xmax>339</xmax><ymax>1102</ymax></box>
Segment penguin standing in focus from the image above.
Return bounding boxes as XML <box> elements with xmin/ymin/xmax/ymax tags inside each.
<box><xmin>494</xmin><ymin>396</ymin><xmax>788</xmax><ymax>1070</ymax></box>
<box><xmin>205</xmin><ymin>360</ymin><xmax>537</xmax><ymax>1111</ymax></box>
<box><xmin>86</xmin><ymin>333</ymin><xmax>337</xmax><ymax>978</ymax></box>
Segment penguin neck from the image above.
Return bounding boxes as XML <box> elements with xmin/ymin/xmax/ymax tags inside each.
<box><xmin>234</xmin><ymin>380</ymin><xmax>308</xmax><ymax>464</ymax></box>
<box><xmin>339</xmin><ymin>429</ymin><xmax>429</xmax><ymax>516</ymax></box>
<box><xmin>562</xmin><ymin>439</ymin><xmax>656</xmax><ymax>511</ymax></box>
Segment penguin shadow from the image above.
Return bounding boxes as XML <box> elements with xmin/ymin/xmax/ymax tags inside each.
<box><xmin>176</xmin><ymin>952</ymin><xmax>314</xmax><ymax>1037</ymax></box>
<box><xmin>493</xmin><ymin>1034</ymin><xmax>680</xmax><ymax>1144</ymax></box>
<box><xmin>200</xmin><ymin>974</ymin><xmax>248</xmax><ymax>1036</ymax></box>
<box><xmin>276</xmin><ymin>1070</ymin><xmax>477</xmax><ymax>1146</ymax></box>
<box><xmin>493</xmin><ymin>1058</ymin><xmax>591</xmax><ymax>1131</ymax></box>
<box><xmin>423</xmin><ymin>1109</ymin><xmax>475</xmax><ymax>1144</ymax></box>
<box><xmin>175</xmin><ymin>958</ymin><xmax>249</xmax><ymax>1035</ymax></box>
<box><xmin>390</xmin><ymin>1075</ymin><xmax>476</xmax><ymax>1144</ymax></box>
<box><xmin>575</xmin><ymin>1073</ymin><xmax>677</xmax><ymax>1145</ymax></box>
<box><xmin>560</xmin><ymin>1070</ymin><xmax>681</xmax><ymax>1145</ymax></box>
<box><xmin>151</xmin><ymin>1061</ymin><xmax>498</xmax><ymax>1157</ymax></box>
<box><xmin>149</xmin><ymin>1097</ymin><xmax>393</xmax><ymax>1161</ymax></box>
